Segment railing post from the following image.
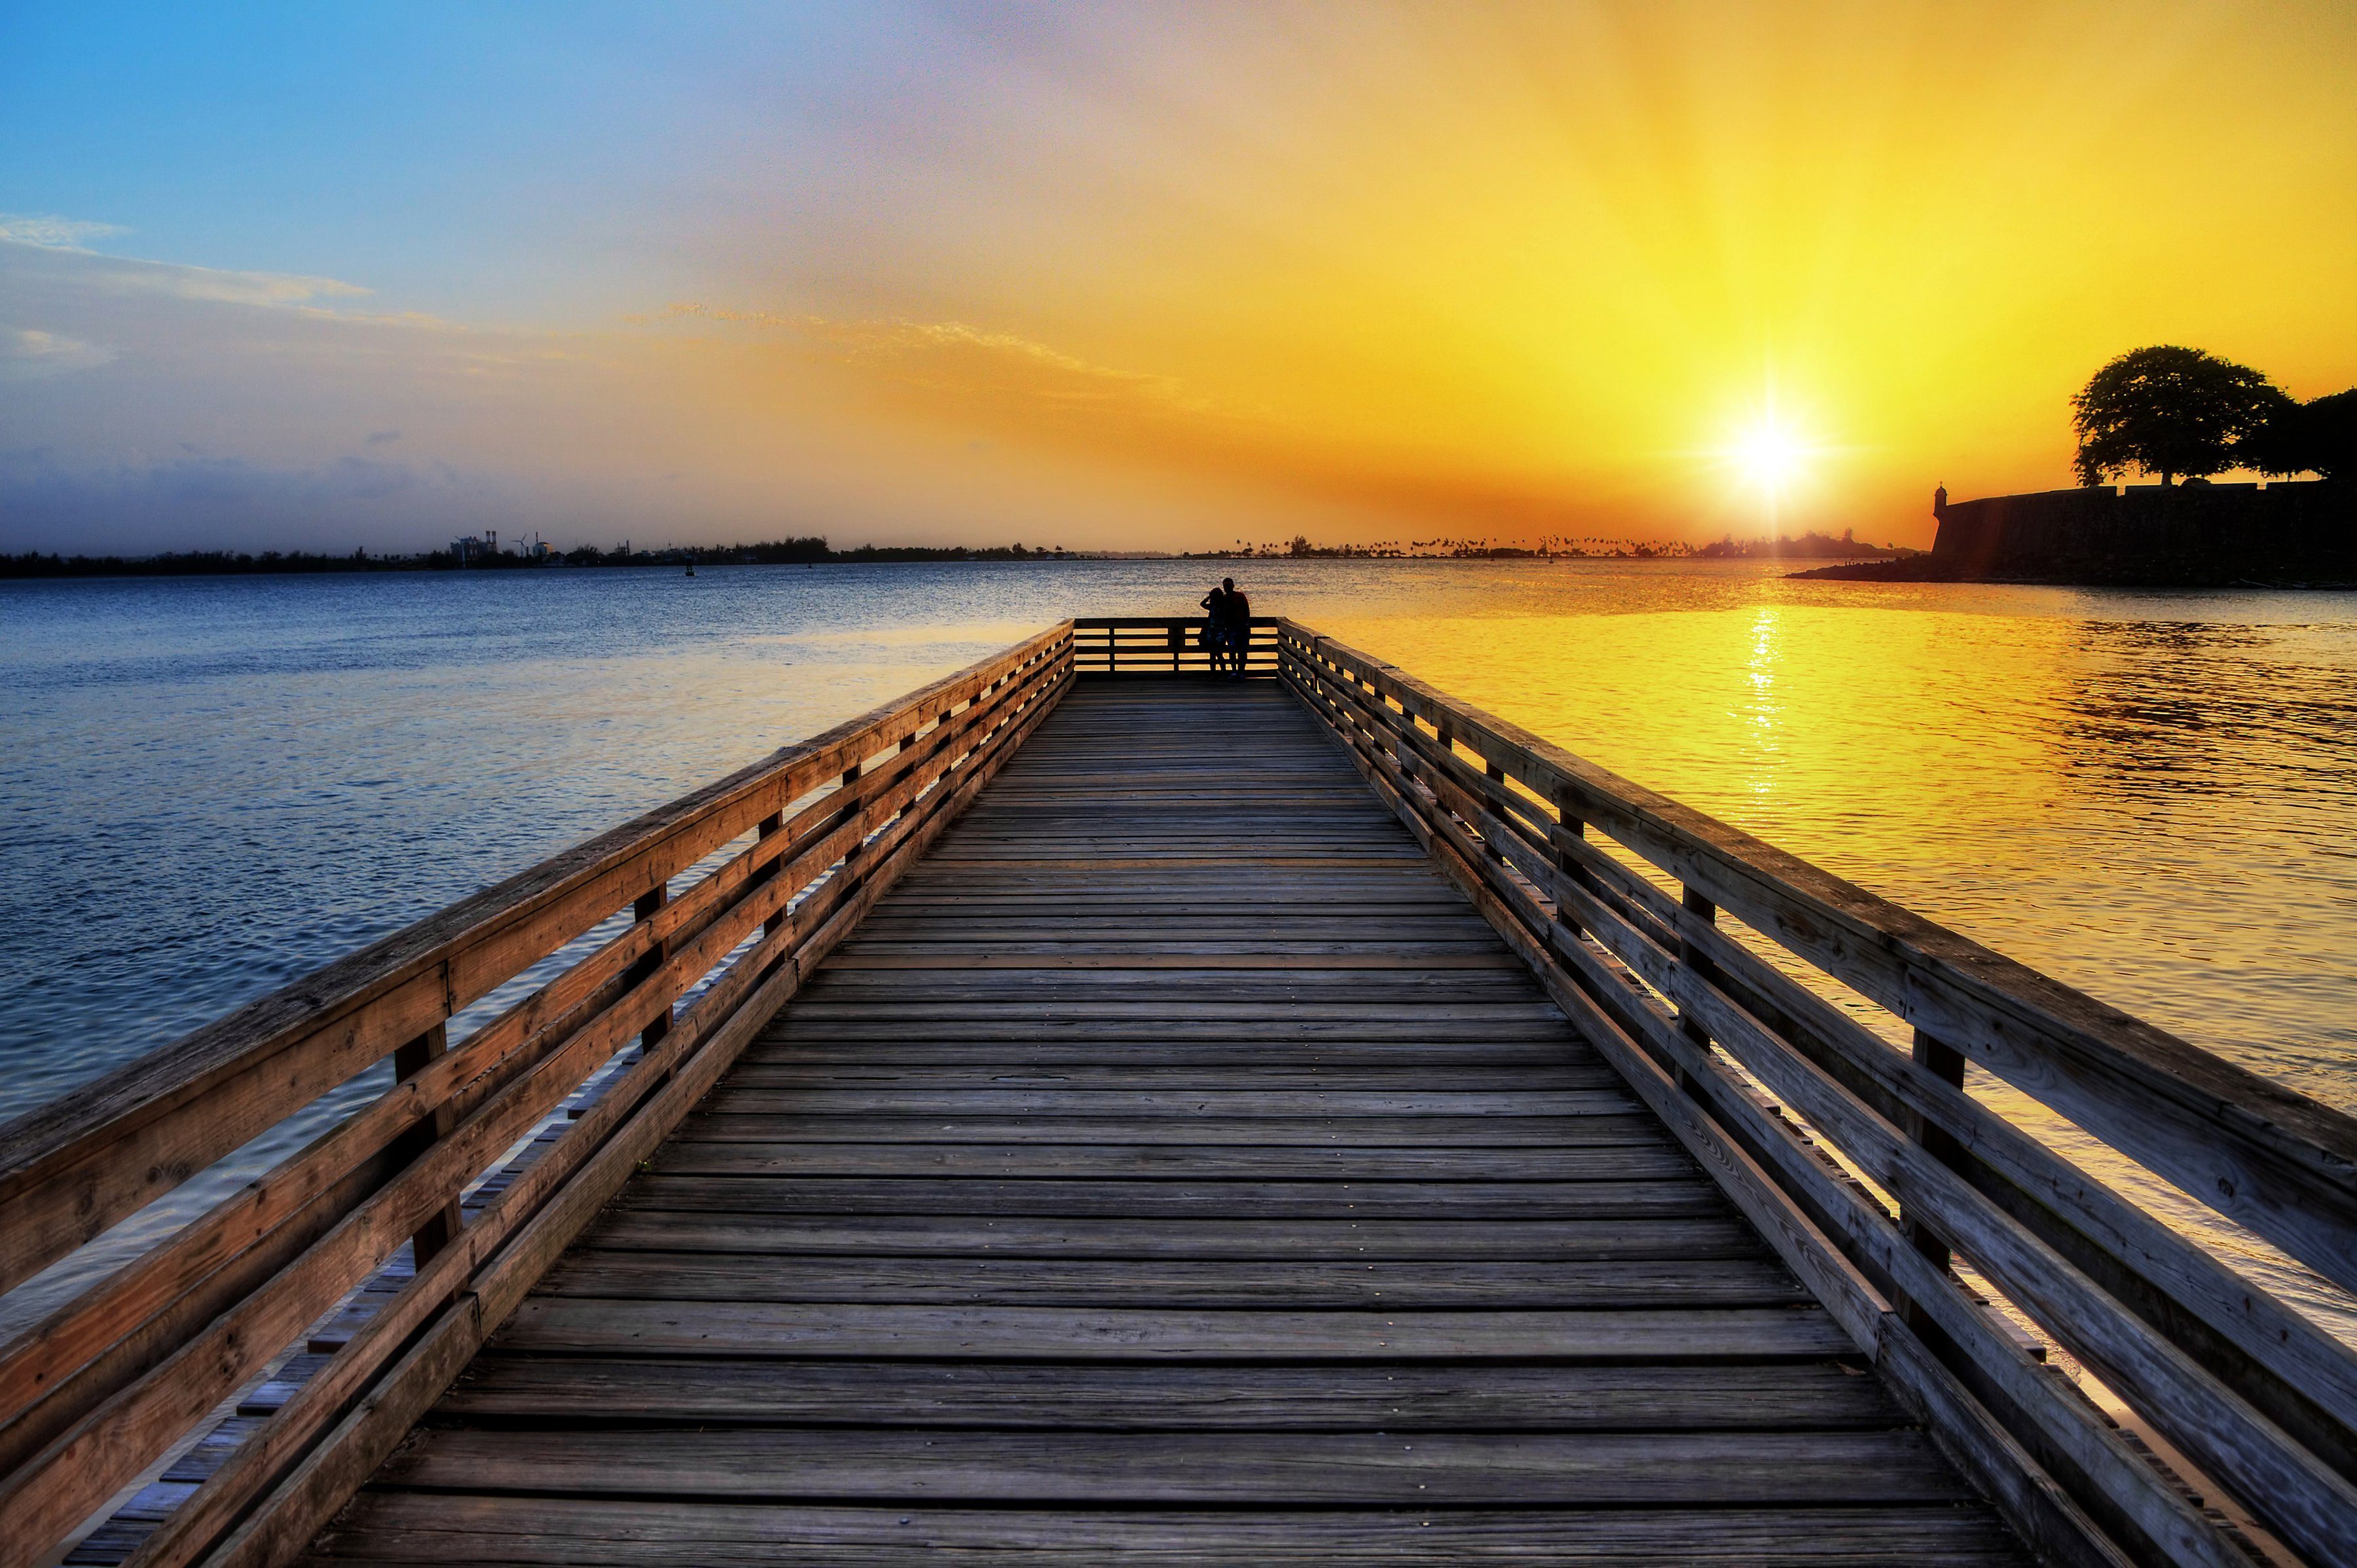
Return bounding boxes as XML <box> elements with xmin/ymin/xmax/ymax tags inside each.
<box><xmin>1674</xmin><ymin>888</ymin><xmax>1718</xmax><ymax>1097</ymax></box>
<box><xmin>1904</xmin><ymin>1029</ymin><xmax>1968</xmax><ymax>1275</ymax></box>
<box><xmin>754</xmin><ymin>810</ymin><xmax>786</xmax><ymax>939</ymax></box>
<box><xmin>629</xmin><ymin>883</ymin><xmax>670</xmax><ymax>1059</ymax></box>
<box><xmin>1550</xmin><ymin>790</ymin><xmax>1602</xmax><ymax>907</ymax></box>
<box><xmin>1543</xmin><ymin>793</ymin><xmax>1596</xmax><ymax>977</ymax></box>
<box><xmin>1479</xmin><ymin>755</ymin><xmax>1510</xmax><ymax>867</ymax></box>
<box><xmin>832</xmin><ymin>755</ymin><xmax>871</xmax><ymax>879</ymax></box>
<box><xmin>389</xmin><ymin>1024</ymin><xmax>462</xmax><ymax>1266</ymax></box>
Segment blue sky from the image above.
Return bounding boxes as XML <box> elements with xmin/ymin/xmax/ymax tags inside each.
<box><xmin>5</xmin><ymin>6</ymin><xmax>895</xmax><ymax>318</ymax></box>
<box><xmin>7</xmin><ymin>3</ymin><xmax>2354</xmax><ymax>554</ymax></box>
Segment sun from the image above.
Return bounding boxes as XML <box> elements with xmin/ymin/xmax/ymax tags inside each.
<box><xmin>1730</xmin><ymin>419</ymin><xmax>1812</xmax><ymax>496</ymax></box>
<box><xmin>1701</xmin><ymin>398</ymin><xmax>1833</xmax><ymax>525</ymax></box>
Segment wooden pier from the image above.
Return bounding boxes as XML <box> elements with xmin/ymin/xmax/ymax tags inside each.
<box><xmin>4</xmin><ymin>619</ymin><xmax>2356</xmax><ymax>1566</ymax></box>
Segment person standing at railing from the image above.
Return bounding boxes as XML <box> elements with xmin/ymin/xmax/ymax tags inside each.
<box><xmin>1222</xmin><ymin>578</ymin><xmax>1251</xmax><ymax>679</ymax></box>
<box><xmin>1200</xmin><ymin>580</ymin><xmax>1233</xmax><ymax>674</ymax></box>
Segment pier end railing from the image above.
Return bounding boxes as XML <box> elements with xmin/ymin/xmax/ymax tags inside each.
<box><xmin>1070</xmin><ymin>615</ymin><xmax>1280</xmax><ymax>677</ymax></box>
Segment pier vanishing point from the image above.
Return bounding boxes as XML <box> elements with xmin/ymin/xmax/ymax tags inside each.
<box><xmin>5</xmin><ymin>619</ymin><xmax>2356</xmax><ymax>1567</ymax></box>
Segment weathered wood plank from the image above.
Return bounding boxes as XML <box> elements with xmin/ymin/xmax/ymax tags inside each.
<box><xmin>491</xmin><ymin>1299</ymin><xmax>1852</xmax><ymax>1360</ymax></box>
<box><xmin>845</xmin><ymin>922</ymin><xmax>1512</xmax><ymax>943</ymax></box>
<box><xmin>755</xmin><ymin>1016</ymin><xmax>1588</xmax><ymax>1041</ymax></box>
<box><xmin>793</xmin><ymin>974</ymin><xmax>1539</xmax><ymax>998</ymax></box>
<box><xmin>720</xmin><ymin>1063</ymin><xmax>1619</xmax><ymax>1089</ymax></box>
<box><xmin>302</xmin><ymin>1498</ymin><xmax>2027</xmax><ymax>1565</ymax></box>
<box><xmin>670</xmin><ymin>1112</ymin><xmax>1670</xmax><ymax>1145</ymax></box>
<box><xmin>675</xmin><ymin>1087</ymin><xmax>1636</xmax><ymax>1116</ymax></box>
<box><xmin>739</xmin><ymin>1037</ymin><xmax>1596</xmax><ymax>1065</ymax></box>
<box><xmin>769</xmin><ymin>998</ymin><xmax>1573</xmax><ymax>1019</ymax></box>
<box><xmin>610</xmin><ymin>1175</ymin><xmax>1729</xmax><ymax>1219</ymax></box>
<box><xmin>437</xmin><ymin>1356</ymin><xmax>1876</xmax><ymax>1425</ymax></box>
<box><xmin>531</xmin><ymin>1253</ymin><xmax>1812</xmax><ymax>1307</ymax></box>
<box><xmin>820</xmin><ymin>952</ymin><xmax>1524</xmax><ymax>970</ymax></box>
<box><xmin>576</xmin><ymin>1211</ymin><xmax>1776</xmax><ymax>1260</ymax></box>
<box><xmin>644</xmin><ymin>1141</ymin><xmax>1695</xmax><ymax>1178</ymax></box>
<box><xmin>670</xmin><ymin>1114</ymin><xmax>1670</xmax><ymax>1150</ymax></box>
<box><xmin>371</xmin><ymin>1427</ymin><xmax>1969</xmax><ymax>1504</ymax></box>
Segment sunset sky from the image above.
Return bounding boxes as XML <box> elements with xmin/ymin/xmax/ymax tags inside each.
<box><xmin>5</xmin><ymin>1</ymin><xmax>2354</xmax><ymax>554</ymax></box>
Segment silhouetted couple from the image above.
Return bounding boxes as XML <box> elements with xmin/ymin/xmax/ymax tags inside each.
<box><xmin>1199</xmin><ymin>577</ymin><xmax>1251</xmax><ymax>679</ymax></box>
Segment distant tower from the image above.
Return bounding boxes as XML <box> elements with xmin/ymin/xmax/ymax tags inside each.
<box><xmin>1933</xmin><ymin>484</ymin><xmax>1948</xmax><ymax>515</ymax></box>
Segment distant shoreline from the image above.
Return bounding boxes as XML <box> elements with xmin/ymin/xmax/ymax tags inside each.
<box><xmin>3</xmin><ymin>530</ymin><xmax>1910</xmax><ymax>581</ymax></box>
<box><xmin>1</xmin><ymin>543</ymin><xmax>1058</xmax><ymax>579</ymax></box>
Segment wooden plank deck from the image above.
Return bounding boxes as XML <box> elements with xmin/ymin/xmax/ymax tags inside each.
<box><xmin>302</xmin><ymin>680</ymin><xmax>2026</xmax><ymax>1565</ymax></box>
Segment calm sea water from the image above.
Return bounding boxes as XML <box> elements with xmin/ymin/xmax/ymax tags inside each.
<box><xmin>3</xmin><ymin>560</ymin><xmax>2353</xmax><ymax>1339</ymax></box>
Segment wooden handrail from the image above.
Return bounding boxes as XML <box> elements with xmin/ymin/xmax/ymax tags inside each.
<box><xmin>0</xmin><ymin>623</ymin><xmax>1076</xmax><ymax>1568</ymax></box>
<box><xmin>1069</xmin><ymin>615</ymin><xmax>1286</xmax><ymax>627</ymax></box>
<box><xmin>1070</xmin><ymin>615</ymin><xmax>1281</xmax><ymax>676</ymax></box>
<box><xmin>1275</xmin><ymin>619</ymin><xmax>2357</xmax><ymax>1568</ymax></box>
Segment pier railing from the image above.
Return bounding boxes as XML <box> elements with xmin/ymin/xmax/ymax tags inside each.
<box><xmin>1276</xmin><ymin>620</ymin><xmax>2357</xmax><ymax>1568</ymax></box>
<box><xmin>1070</xmin><ymin>615</ymin><xmax>1281</xmax><ymax>676</ymax></box>
<box><xmin>0</xmin><ymin>623</ymin><xmax>1076</xmax><ymax>1568</ymax></box>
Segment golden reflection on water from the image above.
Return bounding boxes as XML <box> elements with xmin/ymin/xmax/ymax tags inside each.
<box><xmin>1742</xmin><ymin>608</ymin><xmax>1776</xmax><ymax>802</ymax></box>
<box><xmin>1321</xmin><ymin>603</ymin><xmax>2072</xmax><ymax>909</ymax></box>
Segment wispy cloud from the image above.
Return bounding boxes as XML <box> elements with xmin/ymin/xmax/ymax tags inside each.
<box><xmin>0</xmin><ymin>213</ymin><xmax>129</xmax><ymax>249</ymax></box>
<box><xmin>90</xmin><ymin>256</ymin><xmax>372</xmax><ymax>309</ymax></box>
<box><xmin>0</xmin><ymin>327</ymin><xmax>117</xmax><ymax>380</ymax></box>
<box><xmin>2</xmin><ymin>218</ymin><xmax>372</xmax><ymax>312</ymax></box>
<box><xmin>657</xmin><ymin>301</ymin><xmax>1194</xmax><ymax>409</ymax></box>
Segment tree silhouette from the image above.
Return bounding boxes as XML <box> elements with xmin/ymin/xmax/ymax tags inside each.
<box><xmin>2244</xmin><ymin>387</ymin><xmax>2357</xmax><ymax>481</ymax></box>
<box><xmin>2070</xmin><ymin>346</ymin><xmax>2284</xmax><ymax>486</ymax></box>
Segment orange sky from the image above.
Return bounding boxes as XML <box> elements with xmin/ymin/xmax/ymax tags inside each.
<box><xmin>5</xmin><ymin>2</ymin><xmax>2354</xmax><ymax>552</ymax></box>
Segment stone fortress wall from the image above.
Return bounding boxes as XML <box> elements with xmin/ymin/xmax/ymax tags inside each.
<box><xmin>1930</xmin><ymin>479</ymin><xmax>2354</xmax><ymax>582</ymax></box>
